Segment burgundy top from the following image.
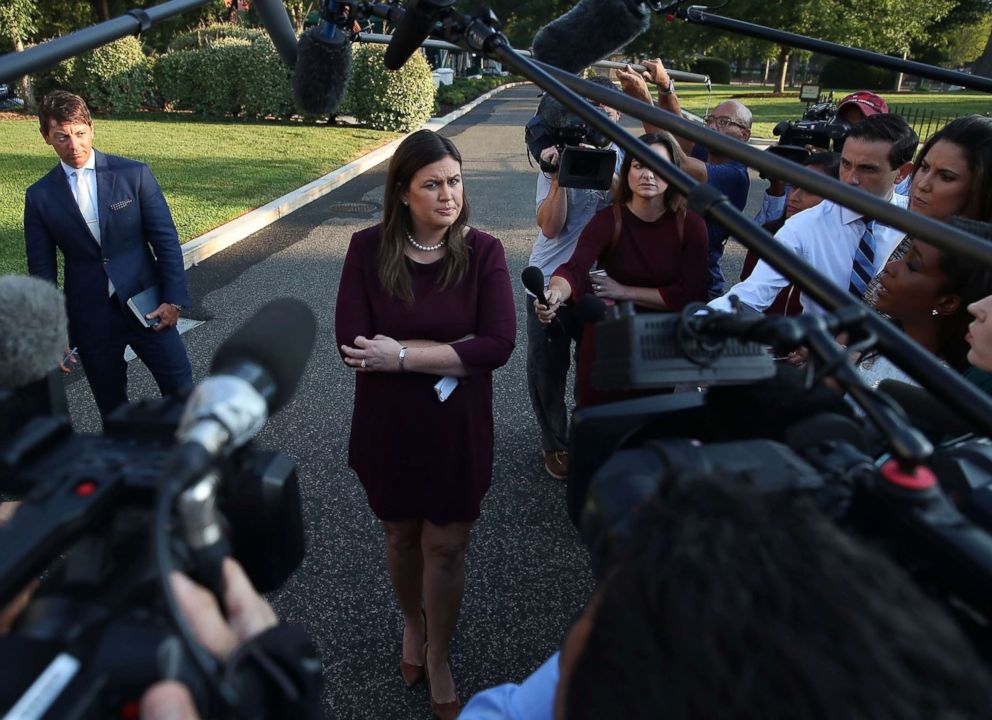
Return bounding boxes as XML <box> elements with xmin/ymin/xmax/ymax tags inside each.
<box><xmin>552</xmin><ymin>204</ymin><xmax>708</xmax><ymax>408</ymax></box>
<box><xmin>552</xmin><ymin>204</ymin><xmax>709</xmax><ymax>310</ymax></box>
<box><xmin>334</xmin><ymin>225</ymin><xmax>516</xmax><ymax>524</ymax></box>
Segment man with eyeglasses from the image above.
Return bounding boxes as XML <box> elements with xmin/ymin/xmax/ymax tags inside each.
<box><xmin>618</xmin><ymin>59</ymin><xmax>752</xmax><ymax>299</ymax></box>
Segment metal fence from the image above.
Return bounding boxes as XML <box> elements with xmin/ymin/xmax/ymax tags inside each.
<box><xmin>888</xmin><ymin>104</ymin><xmax>969</xmax><ymax>143</ymax></box>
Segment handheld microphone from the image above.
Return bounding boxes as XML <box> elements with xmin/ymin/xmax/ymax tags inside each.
<box><xmin>521</xmin><ymin>265</ymin><xmax>551</xmax><ymax>307</ymax></box>
<box><xmin>522</xmin><ymin>265</ymin><xmax>566</xmax><ymax>340</ymax></box>
<box><xmin>532</xmin><ymin>0</ymin><xmax>652</xmax><ymax>74</ymax></box>
<box><xmin>292</xmin><ymin>3</ymin><xmax>354</xmax><ymax>115</ymax></box>
<box><xmin>0</xmin><ymin>275</ymin><xmax>67</xmax><ymax>389</ymax></box>
<box><xmin>383</xmin><ymin>0</ymin><xmax>454</xmax><ymax>71</ymax></box>
<box><xmin>250</xmin><ymin>0</ymin><xmax>300</xmax><ymax>67</ymax></box>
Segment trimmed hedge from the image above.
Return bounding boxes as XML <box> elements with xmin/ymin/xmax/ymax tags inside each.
<box><xmin>154</xmin><ymin>34</ymin><xmax>292</xmax><ymax>117</ymax></box>
<box><xmin>30</xmin><ymin>37</ymin><xmax>153</xmax><ymax>113</ymax></box>
<box><xmin>339</xmin><ymin>44</ymin><xmax>435</xmax><ymax>131</ymax></box>
<box><xmin>168</xmin><ymin>24</ymin><xmax>268</xmax><ymax>52</ymax></box>
<box><xmin>820</xmin><ymin>57</ymin><xmax>896</xmax><ymax>90</ymax></box>
<box><xmin>690</xmin><ymin>57</ymin><xmax>731</xmax><ymax>85</ymax></box>
<box><xmin>30</xmin><ymin>55</ymin><xmax>76</xmax><ymax>101</ymax></box>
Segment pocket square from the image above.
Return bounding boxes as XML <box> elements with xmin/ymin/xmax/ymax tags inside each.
<box><xmin>109</xmin><ymin>198</ymin><xmax>133</xmax><ymax>212</ymax></box>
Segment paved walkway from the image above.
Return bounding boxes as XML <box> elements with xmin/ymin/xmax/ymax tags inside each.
<box><xmin>59</xmin><ymin>84</ymin><xmax>769</xmax><ymax>718</ymax></box>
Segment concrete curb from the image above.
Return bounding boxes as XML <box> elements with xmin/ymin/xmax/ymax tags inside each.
<box><xmin>181</xmin><ymin>82</ymin><xmax>530</xmax><ymax>269</ymax></box>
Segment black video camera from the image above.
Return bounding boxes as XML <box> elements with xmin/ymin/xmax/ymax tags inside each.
<box><xmin>771</xmin><ymin>102</ymin><xmax>851</xmax><ymax>164</ymax></box>
<box><xmin>567</xmin><ymin>305</ymin><xmax>992</xmax><ymax>657</ymax></box>
<box><xmin>524</xmin><ymin>85</ymin><xmax>617</xmax><ymax>191</ymax></box>
<box><xmin>0</xmin><ymin>300</ymin><xmax>319</xmax><ymax>719</ymax></box>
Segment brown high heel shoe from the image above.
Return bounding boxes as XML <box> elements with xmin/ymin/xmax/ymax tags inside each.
<box><xmin>399</xmin><ymin>610</ymin><xmax>427</xmax><ymax>688</ymax></box>
<box><xmin>423</xmin><ymin>642</ymin><xmax>460</xmax><ymax>720</ymax></box>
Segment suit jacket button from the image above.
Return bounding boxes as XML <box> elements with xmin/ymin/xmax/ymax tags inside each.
<box><xmin>103</xmin><ymin>257</ymin><xmax>109</xmax><ymax>264</ymax></box>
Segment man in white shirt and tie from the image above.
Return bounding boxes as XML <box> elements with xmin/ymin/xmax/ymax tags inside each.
<box><xmin>710</xmin><ymin>114</ymin><xmax>918</xmax><ymax>316</ymax></box>
<box><xmin>24</xmin><ymin>91</ymin><xmax>193</xmax><ymax>421</ymax></box>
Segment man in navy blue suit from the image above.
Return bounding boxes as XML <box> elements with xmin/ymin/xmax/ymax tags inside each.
<box><xmin>24</xmin><ymin>91</ymin><xmax>193</xmax><ymax>420</ymax></box>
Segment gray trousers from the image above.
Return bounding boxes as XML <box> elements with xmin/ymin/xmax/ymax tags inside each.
<box><xmin>525</xmin><ymin>296</ymin><xmax>580</xmax><ymax>453</ymax></box>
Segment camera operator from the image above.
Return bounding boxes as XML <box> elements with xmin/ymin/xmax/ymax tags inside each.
<box><xmin>527</xmin><ymin>76</ymin><xmax>626</xmax><ymax>480</ymax></box>
<box><xmin>459</xmin><ymin>473</ymin><xmax>992</xmax><ymax>719</ymax></box>
<box><xmin>750</xmin><ymin>91</ymin><xmax>889</xmax><ymax>233</ymax></box>
<box><xmin>617</xmin><ymin>59</ymin><xmax>752</xmax><ymax>300</ymax></box>
<box><xmin>710</xmin><ymin>113</ymin><xmax>917</xmax><ymax>316</ymax></box>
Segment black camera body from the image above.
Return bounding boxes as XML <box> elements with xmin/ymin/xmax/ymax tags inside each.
<box><xmin>0</xmin><ymin>392</ymin><xmax>306</xmax><ymax>719</ymax></box>
<box><xmin>771</xmin><ymin>102</ymin><xmax>851</xmax><ymax>163</ymax></box>
<box><xmin>524</xmin><ymin>92</ymin><xmax>617</xmax><ymax>190</ymax></box>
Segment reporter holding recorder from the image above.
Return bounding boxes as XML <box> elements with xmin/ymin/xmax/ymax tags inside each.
<box><xmin>536</xmin><ymin>131</ymin><xmax>708</xmax><ymax>406</ymax></box>
<box><xmin>335</xmin><ymin>130</ymin><xmax>515</xmax><ymax>719</ymax></box>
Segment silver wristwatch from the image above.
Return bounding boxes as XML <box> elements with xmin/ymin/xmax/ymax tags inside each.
<box><xmin>658</xmin><ymin>78</ymin><xmax>676</xmax><ymax>96</ymax></box>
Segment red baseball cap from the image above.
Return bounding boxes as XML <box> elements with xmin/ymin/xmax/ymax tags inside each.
<box><xmin>837</xmin><ymin>91</ymin><xmax>889</xmax><ymax>118</ymax></box>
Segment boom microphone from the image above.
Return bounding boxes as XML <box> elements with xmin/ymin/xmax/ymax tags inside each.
<box><xmin>292</xmin><ymin>25</ymin><xmax>353</xmax><ymax>116</ymax></box>
<box><xmin>383</xmin><ymin>0</ymin><xmax>454</xmax><ymax>71</ymax></box>
<box><xmin>532</xmin><ymin>0</ymin><xmax>652</xmax><ymax>74</ymax></box>
<box><xmin>0</xmin><ymin>275</ymin><xmax>67</xmax><ymax>389</ymax></box>
<box><xmin>178</xmin><ymin>298</ymin><xmax>317</xmax><ymax>459</ymax></box>
<box><xmin>250</xmin><ymin>0</ymin><xmax>300</xmax><ymax>67</ymax></box>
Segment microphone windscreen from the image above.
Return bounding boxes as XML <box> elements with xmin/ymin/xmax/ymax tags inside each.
<box><xmin>0</xmin><ymin>276</ymin><xmax>67</xmax><ymax>389</ymax></box>
<box><xmin>577</xmin><ymin>293</ymin><xmax>607</xmax><ymax>324</ymax></box>
<box><xmin>532</xmin><ymin>0</ymin><xmax>651</xmax><ymax>74</ymax></box>
<box><xmin>521</xmin><ymin>266</ymin><xmax>548</xmax><ymax>303</ymax></box>
<box><xmin>292</xmin><ymin>30</ymin><xmax>352</xmax><ymax>116</ymax></box>
<box><xmin>383</xmin><ymin>1</ymin><xmax>438</xmax><ymax>71</ymax></box>
<box><xmin>210</xmin><ymin>298</ymin><xmax>317</xmax><ymax>413</ymax></box>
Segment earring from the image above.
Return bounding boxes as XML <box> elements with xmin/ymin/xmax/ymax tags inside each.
<box><xmin>932</xmin><ymin>309</ymin><xmax>939</xmax><ymax>317</ymax></box>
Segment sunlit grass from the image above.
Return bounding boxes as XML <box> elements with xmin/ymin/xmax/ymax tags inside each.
<box><xmin>652</xmin><ymin>84</ymin><xmax>990</xmax><ymax>139</ymax></box>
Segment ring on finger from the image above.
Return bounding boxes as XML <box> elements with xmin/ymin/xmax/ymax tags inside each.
<box><xmin>361</xmin><ymin>359</ymin><xmax>367</xmax><ymax>369</ymax></box>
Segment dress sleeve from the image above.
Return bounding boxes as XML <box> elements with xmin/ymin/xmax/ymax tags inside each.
<box><xmin>450</xmin><ymin>234</ymin><xmax>517</xmax><ymax>375</ymax></box>
<box><xmin>550</xmin><ymin>208</ymin><xmax>612</xmax><ymax>299</ymax></box>
<box><xmin>657</xmin><ymin>211</ymin><xmax>710</xmax><ymax>310</ymax></box>
<box><xmin>334</xmin><ymin>230</ymin><xmax>376</xmax><ymax>359</ymax></box>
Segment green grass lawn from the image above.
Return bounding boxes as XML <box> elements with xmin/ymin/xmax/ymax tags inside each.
<box><xmin>0</xmin><ymin>114</ymin><xmax>399</xmax><ymax>276</ymax></box>
<box><xmin>656</xmin><ymin>84</ymin><xmax>991</xmax><ymax>139</ymax></box>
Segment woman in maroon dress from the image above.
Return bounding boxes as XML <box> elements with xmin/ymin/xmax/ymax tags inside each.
<box><xmin>534</xmin><ymin>132</ymin><xmax>709</xmax><ymax>405</ymax></box>
<box><xmin>335</xmin><ymin>130</ymin><xmax>515</xmax><ymax>719</ymax></box>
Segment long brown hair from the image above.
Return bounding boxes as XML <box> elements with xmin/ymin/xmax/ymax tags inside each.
<box><xmin>614</xmin><ymin>132</ymin><xmax>687</xmax><ymax>213</ymax></box>
<box><xmin>379</xmin><ymin>130</ymin><xmax>470</xmax><ymax>303</ymax></box>
<box><xmin>910</xmin><ymin>115</ymin><xmax>992</xmax><ymax>222</ymax></box>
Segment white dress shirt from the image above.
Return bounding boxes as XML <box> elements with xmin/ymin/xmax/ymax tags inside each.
<box><xmin>62</xmin><ymin>153</ymin><xmax>113</xmax><ymax>295</ymax></box>
<box><xmin>710</xmin><ymin>193</ymin><xmax>909</xmax><ymax>316</ymax></box>
<box><xmin>61</xmin><ymin>153</ymin><xmax>99</xmax><ymax>241</ymax></box>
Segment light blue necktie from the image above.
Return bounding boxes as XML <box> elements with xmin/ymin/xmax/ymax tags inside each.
<box><xmin>849</xmin><ymin>220</ymin><xmax>876</xmax><ymax>298</ymax></box>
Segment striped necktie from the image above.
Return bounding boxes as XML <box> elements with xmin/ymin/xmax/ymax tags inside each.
<box><xmin>72</xmin><ymin>169</ymin><xmax>114</xmax><ymax>296</ymax></box>
<box><xmin>72</xmin><ymin>169</ymin><xmax>101</xmax><ymax>244</ymax></box>
<box><xmin>849</xmin><ymin>220</ymin><xmax>876</xmax><ymax>298</ymax></box>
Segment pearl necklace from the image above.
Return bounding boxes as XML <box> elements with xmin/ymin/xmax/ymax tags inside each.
<box><xmin>406</xmin><ymin>230</ymin><xmax>446</xmax><ymax>252</ymax></box>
